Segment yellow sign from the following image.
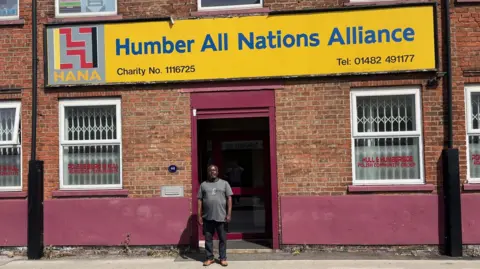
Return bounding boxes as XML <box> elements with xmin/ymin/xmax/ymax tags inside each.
<box><xmin>45</xmin><ymin>4</ymin><xmax>436</xmax><ymax>86</ymax></box>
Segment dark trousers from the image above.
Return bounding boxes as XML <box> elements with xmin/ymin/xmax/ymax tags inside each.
<box><xmin>203</xmin><ymin>219</ymin><xmax>227</xmax><ymax>260</ymax></box>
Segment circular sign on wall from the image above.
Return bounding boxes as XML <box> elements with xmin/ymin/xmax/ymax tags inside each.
<box><xmin>168</xmin><ymin>165</ymin><xmax>177</xmax><ymax>173</ymax></box>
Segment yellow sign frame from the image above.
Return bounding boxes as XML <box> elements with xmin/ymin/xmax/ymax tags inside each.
<box><xmin>44</xmin><ymin>3</ymin><xmax>438</xmax><ymax>87</ymax></box>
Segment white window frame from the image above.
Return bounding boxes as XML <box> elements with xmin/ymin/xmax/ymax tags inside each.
<box><xmin>465</xmin><ymin>85</ymin><xmax>480</xmax><ymax>183</ymax></box>
<box><xmin>55</xmin><ymin>0</ymin><xmax>117</xmax><ymax>18</ymax></box>
<box><xmin>350</xmin><ymin>86</ymin><xmax>424</xmax><ymax>185</ymax></box>
<box><xmin>59</xmin><ymin>98</ymin><xmax>122</xmax><ymax>190</ymax></box>
<box><xmin>0</xmin><ymin>101</ymin><xmax>22</xmax><ymax>192</ymax></box>
<box><xmin>0</xmin><ymin>0</ymin><xmax>20</xmax><ymax>21</ymax></box>
<box><xmin>197</xmin><ymin>0</ymin><xmax>263</xmax><ymax>11</ymax></box>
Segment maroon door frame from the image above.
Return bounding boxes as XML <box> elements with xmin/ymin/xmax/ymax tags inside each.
<box><xmin>190</xmin><ymin>90</ymin><xmax>279</xmax><ymax>249</ymax></box>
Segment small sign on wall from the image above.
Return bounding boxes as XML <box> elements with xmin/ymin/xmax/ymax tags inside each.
<box><xmin>161</xmin><ymin>186</ymin><xmax>184</xmax><ymax>197</ymax></box>
<box><xmin>168</xmin><ymin>165</ymin><xmax>178</xmax><ymax>173</ymax></box>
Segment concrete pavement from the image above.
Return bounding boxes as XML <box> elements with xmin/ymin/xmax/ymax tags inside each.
<box><xmin>1</xmin><ymin>257</ymin><xmax>480</xmax><ymax>269</ymax></box>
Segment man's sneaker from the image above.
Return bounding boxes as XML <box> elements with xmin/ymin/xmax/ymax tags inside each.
<box><xmin>220</xmin><ymin>260</ymin><xmax>228</xmax><ymax>267</ymax></box>
<box><xmin>203</xmin><ymin>259</ymin><xmax>215</xmax><ymax>266</ymax></box>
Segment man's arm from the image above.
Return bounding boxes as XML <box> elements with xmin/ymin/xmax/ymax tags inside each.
<box><xmin>197</xmin><ymin>199</ymin><xmax>203</xmax><ymax>225</ymax></box>
<box><xmin>226</xmin><ymin>196</ymin><xmax>232</xmax><ymax>222</ymax></box>
<box><xmin>225</xmin><ymin>182</ymin><xmax>233</xmax><ymax>222</ymax></box>
<box><xmin>197</xmin><ymin>185</ymin><xmax>203</xmax><ymax>225</ymax></box>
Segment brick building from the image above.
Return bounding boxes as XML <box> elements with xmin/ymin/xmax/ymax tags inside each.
<box><xmin>0</xmin><ymin>0</ymin><xmax>479</xmax><ymax>255</ymax></box>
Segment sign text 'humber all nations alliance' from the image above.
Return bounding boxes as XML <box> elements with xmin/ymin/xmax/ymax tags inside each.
<box><xmin>45</xmin><ymin>5</ymin><xmax>436</xmax><ymax>87</ymax></box>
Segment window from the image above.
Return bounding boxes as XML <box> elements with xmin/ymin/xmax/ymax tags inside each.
<box><xmin>198</xmin><ymin>0</ymin><xmax>262</xmax><ymax>11</ymax></box>
<box><xmin>351</xmin><ymin>87</ymin><xmax>424</xmax><ymax>185</ymax></box>
<box><xmin>59</xmin><ymin>99</ymin><xmax>122</xmax><ymax>190</ymax></box>
<box><xmin>465</xmin><ymin>85</ymin><xmax>480</xmax><ymax>183</ymax></box>
<box><xmin>56</xmin><ymin>0</ymin><xmax>117</xmax><ymax>18</ymax></box>
<box><xmin>0</xmin><ymin>102</ymin><xmax>21</xmax><ymax>191</ymax></box>
<box><xmin>0</xmin><ymin>0</ymin><xmax>19</xmax><ymax>20</ymax></box>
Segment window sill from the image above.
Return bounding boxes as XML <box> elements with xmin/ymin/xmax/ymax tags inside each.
<box><xmin>47</xmin><ymin>15</ymin><xmax>123</xmax><ymax>24</ymax></box>
<box><xmin>191</xmin><ymin>8</ymin><xmax>271</xmax><ymax>17</ymax></box>
<box><xmin>348</xmin><ymin>184</ymin><xmax>435</xmax><ymax>193</ymax></box>
<box><xmin>52</xmin><ymin>189</ymin><xmax>129</xmax><ymax>198</ymax></box>
<box><xmin>464</xmin><ymin>184</ymin><xmax>480</xmax><ymax>191</ymax></box>
<box><xmin>344</xmin><ymin>0</ymin><xmax>432</xmax><ymax>6</ymax></box>
<box><xmin>0</xmin><ymin>19</ymin><xmax>25</xmax><ymax>26</ymax></box>
<box><xmin>0</xmin><ymin>88</ymin><xmax>22</xmax><ymax>94</ymax></box>
<box><xmin>0</xmin><ymin>191</ymin><xmax>27</xmax><ymax>199</ymax></box>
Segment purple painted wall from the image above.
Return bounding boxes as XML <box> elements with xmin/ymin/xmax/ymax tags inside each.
<box><xmin>44</xmin><ymin>198</ymin><xmax>191</xmax><ymax>246</ymax></box>
<box><xmin>281</xmin><ymin>195</ymin><xmax>441</xmax><ymax>245</ymax></box>
<box><xmin>5</xmin><ymin>193</ymin><xmax>478</xmax><ymax>247</ymax></box>
<box><xmin>0</xmin><ymin>200</ymin><xmax>27</xmax><ymax>246</ymax></box>
<box><xmin>462</xmin><ymin>194</ymin><xmax>480</xmax><ymax>244</ymax></box>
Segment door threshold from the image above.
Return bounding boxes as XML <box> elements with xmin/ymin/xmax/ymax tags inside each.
<box><xmin>199</xmin><ymin>239</ymin><xmax>274</xmax><ymax>253</ymax></box>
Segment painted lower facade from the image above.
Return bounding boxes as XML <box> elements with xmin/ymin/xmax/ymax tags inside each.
<box><xmin>0</xmin><ymin>0</ymin><xmax>480</xmax><ymax>253</ymax></box>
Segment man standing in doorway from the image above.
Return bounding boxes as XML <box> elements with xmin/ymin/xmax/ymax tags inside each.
<box><xmin>198</xmin><ymin>165</ymin><xmax>233</xmax><ymax>266</ymax></box>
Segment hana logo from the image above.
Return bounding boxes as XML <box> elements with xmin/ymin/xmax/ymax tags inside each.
<box><xmin>51</xmin><ymin>26</ymin><xmax>105</xmax><ymax>84</ymax></box>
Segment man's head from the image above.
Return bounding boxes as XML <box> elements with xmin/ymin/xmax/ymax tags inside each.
<box><xmin>207</xmin><ymin>165</ymin><xmax>219</xmax><ymax>180</ymax></box>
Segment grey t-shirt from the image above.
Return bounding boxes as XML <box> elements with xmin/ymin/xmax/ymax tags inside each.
<box><xmin>197</xmin><ymin>178</ymin><xmax>233</xmax><ymax>222</ymax></box>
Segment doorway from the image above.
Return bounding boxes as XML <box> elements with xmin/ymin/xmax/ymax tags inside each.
<box><xmin>190</xmin><ymin>90</ymin><xmax>279</xmax><ymax>249</ymax></box>
<box><xmin>197</xmin><ymin>118</ymin><xmax>272</xmax><ymax>242</ymax></box>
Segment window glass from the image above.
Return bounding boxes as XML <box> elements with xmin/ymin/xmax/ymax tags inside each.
<box><xmin>57</xmin><ymin>0</ymin><xmax>116</xmax><ymax>17</ymax></box>
<box><xmin>60</xmin><ymin>101</ymin><xmax>121</xmax><ymax>189</ymax></box>
<box><xmin>0</xmin><ymin>0</ymin><xmax>18</xmax><ymax>19</ymax></box>
<box><xmin>468</xmin><ymin>92</ymin><xmax>480</xmax><ymax>180</ymax></box>
<box><xmin>0</xmin><ymin>103</ymin><xmax>21</xmax><ymax>190</ymax></box>
<box><xmin>352</xmin><ymin>90</ymin><xmax>423</xmax><ymax>184</ymax></box>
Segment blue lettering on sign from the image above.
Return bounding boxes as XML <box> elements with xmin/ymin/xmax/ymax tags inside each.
<box><xmin>116</xmin><ymin>37</ymin><xmax>195</xmax><ymax>56</ymax></box>
<box><xmin>328</xmin><ymin>26</ymin><xmax>415</xmax><ymax>46</ymax></box>
<box><xmin>237</xmin><ymin>31</ymin><xmax>321</xmax><ymax>50</ymax></box>
<box><xmin>112</xmin><ymin>26</ymin><xmax>417</xmax><ymax>56</ymax></box>
<box><xmin>0</xmin><ymin>8</ymin><xmax>17</xmax><ymax>16</ymax></box>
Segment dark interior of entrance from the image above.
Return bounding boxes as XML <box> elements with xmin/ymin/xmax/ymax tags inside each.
<box><xmin>197</xmin><ymin>117</ymin><xmax>272</xmax><ymax>248</ymax></box>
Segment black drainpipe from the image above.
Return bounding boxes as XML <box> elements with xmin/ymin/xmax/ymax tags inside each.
<box><xmin>445</xmin><ymin>0</ymin><xmax>453</xmax><ymax>149</ymax></box>
<box><xmin>442</xmin><ymin>0</ymin><xmax>463</xmax><ymax>257</ymax></box>
<box><xmin>27</xmin><ymin>0</ymin><xmax>44</xmax><ymax>260</ymax></box>
<box><xmin>30</xmin><ymin>0</ymin><xmax>37</xmax><ymax>162</ymax></box>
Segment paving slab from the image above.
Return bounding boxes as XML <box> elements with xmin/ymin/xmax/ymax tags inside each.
<box><xmin>1</xmin><ymin>258</ymin><xmax>480</xmax><ymax>269</ymax></box>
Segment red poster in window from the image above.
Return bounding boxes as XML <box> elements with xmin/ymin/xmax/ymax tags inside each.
<box><xmin>357</xmin><ymin>155</ymin><xmax>416</xmax><ymax>168</ymax></box>
<box><xmin>68</xmin><ymin>163</ymin><xmax>119</xmax><ymax>174</ymax></box>
<box><xmin>0</xmin><ymin>165</ymin><xmax>20</xmax><ymax>176</ymax></box>
<box><xmin>472</xmin><ymin>154</ymin><xmax>480</xmax><ymax>165</ymax></box>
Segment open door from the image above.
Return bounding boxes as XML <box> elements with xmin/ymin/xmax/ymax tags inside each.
<box><xmin>190</xmin><ymin>90</ymin><xmax>279</xmax><ymax>249</ymax></box>
<box><xmin>197</xmin><ymin>125</ymin><xmax>272</xmax><ymax>240</ymax></box>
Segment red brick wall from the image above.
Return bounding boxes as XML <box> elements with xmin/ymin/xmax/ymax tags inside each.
<box><xmin>275</xmin><ymin>1</ymin><xmax>446</xmax><ymax>195</ymax></box>
<box><xmin>33</xmin><ymin>0</ymin><xmax>196</xmax><ymax>199</ymax></box>
<box><xmin>0</xmin><ymin>6</ymin><xmax>31</xmax><ymax>90</ymax></box>
<box><xmin>0</xmin><ymin>0</ymin><xmax>33</xmax><ymax>193</ymax></box>
<box><xmin>35</xmin><ymin>89</ymin><xmax>191</xmax><ymax>199</ymax></box>
<box><xmin>276</xmin><ymin>76</ymin><xmax>445</xmax><ymax>195</ymax></box>
<box><xmin>276</xmin><ymin>83</ymin><xmax>352</xmax><ymax>195</ymax></box>
<box><xmin>0</xmin><ymin>1</ymin><xmax>464</xmax><ymax>199</ymax></box>
<box><xmin>451</xmin><ymin>6</ymin><xmax>480</xmax><ymax>184</ymax></box>
<box><xmin>31</xmin><ymin>0</ymin><xmax>363</xmax><ymax>200</ymax></box>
